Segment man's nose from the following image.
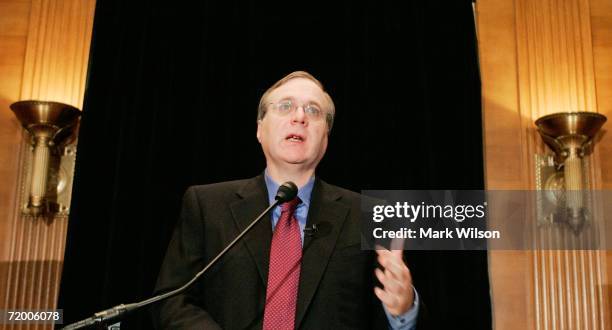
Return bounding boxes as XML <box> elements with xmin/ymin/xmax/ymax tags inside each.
<box><xmin>291</xmin><ymin>106</ymin><xmax>307</xmax><ymax>124</ymax></box>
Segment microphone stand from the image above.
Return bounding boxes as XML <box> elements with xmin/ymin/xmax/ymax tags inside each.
<box><xmin>62</xmin><ymin>199</ymin><xmax>283</xmax><ymax>330</ymax></box>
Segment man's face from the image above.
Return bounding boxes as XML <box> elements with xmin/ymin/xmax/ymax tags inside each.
<box><xmin>257</xmin><ymin>77</ymin><xmax>329</xmax><ymax>172</ymax></box>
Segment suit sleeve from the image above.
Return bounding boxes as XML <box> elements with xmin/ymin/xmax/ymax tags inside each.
<box><xmin>151</xmin><ymin>187</ymin><xmax>222</xmax><ymax>330</ymax></box>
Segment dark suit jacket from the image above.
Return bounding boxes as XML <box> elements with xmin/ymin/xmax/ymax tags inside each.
<box><xmin>152</xmin><ymin>175</ymin><xmax>422</xmax><ymax>329</ymax></box>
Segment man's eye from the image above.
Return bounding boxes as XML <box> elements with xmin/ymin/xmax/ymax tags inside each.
<box><xmin>278</xmin><ymin>102</ymin><xmax>293</xmax><ymax>111</ymax></box>
<box><xmin>304</xmin><ymin>106</ymin><xmax>321</xmax><ymax>116</ymax></box>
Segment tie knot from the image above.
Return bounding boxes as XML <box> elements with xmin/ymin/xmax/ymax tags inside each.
<box><xmin>281</xmin><ymin>197</ymin><xmax>300</xmax><ymax>213</ymax></box>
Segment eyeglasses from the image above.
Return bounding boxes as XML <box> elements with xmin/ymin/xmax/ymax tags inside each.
<box><xmin>268</xmin><ymin>100</ymin><xmax>325</xmax><ymax>120</ymax></box>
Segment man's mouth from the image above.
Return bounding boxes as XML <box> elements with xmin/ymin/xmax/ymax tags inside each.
<box><xmin>285</xmin><ymin>134</ymin><xmax>305</xmax><ymax>142</ymax></box>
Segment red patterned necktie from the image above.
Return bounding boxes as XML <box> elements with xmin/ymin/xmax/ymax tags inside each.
<box><xmin>263</xmin><ymin>197</ymin><xmax>302</xmax><ymax>330</ymax></box>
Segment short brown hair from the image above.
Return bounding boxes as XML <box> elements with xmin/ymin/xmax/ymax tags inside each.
<box><xmin>257</xmin><ymin>71</ymin><xmax>335</xmax><ymax>132</ymax></box>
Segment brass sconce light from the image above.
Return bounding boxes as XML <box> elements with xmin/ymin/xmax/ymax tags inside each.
<box><xmin>535</xmin><ymin>112</ymin><xmax>607</xmax><ymax>232</ymax></box>
<box><xmin>10</xmin><ymin>100</ymin><xmax>81</xmax><ymax>217</ymax></box>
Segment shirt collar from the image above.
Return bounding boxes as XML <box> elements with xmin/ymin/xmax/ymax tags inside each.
<box><xmin>264</xmin><ymin>169</ymin><xmax>315</xmax><ymax>207</ymax></box>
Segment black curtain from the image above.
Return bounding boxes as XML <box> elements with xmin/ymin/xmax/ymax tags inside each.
<box><xmin>59</xmin><ymin>0</ymin><xmax>491</xmax><ymax>329</ymax></box>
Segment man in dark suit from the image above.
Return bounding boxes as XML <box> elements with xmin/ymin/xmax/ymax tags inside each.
<box><xmin>152</xmin><ymin>71</ymin><xmax>419</xmax><ymax>329</ymax></box>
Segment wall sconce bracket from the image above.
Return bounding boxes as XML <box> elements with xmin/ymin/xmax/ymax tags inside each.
<box><xmin>10</xmin><ymin>100</ymin><xmax>81</xmax><ymax>218</ymax></box>
<box><xmin>535</xmin><ymin>153</ymin><xmax>592</xmax><ymax>232</ymax></box>
<box><xmin>18</xmin><ymin>142</ymin><xmax>77</xmax><ymax>217</ymax></box>
<box><xmin>534</xmin><ymin>112</ymin><xmax>605</xmax><ymax>234</ymax></box>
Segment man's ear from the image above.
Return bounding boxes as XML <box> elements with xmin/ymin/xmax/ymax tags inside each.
<box><xmin>256</xmin><ymin>120</ymin><xmax>262</xmax><ymax>142</ymax></box>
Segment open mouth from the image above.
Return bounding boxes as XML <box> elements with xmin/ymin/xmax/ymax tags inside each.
<box><xmin>285</xmin><ymin>134</ymin><xmax>305</xmax><ymax>142</ymax></box>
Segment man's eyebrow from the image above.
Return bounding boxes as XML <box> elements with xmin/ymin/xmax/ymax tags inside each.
<box><xmin>275</xmin><ymin>96</ymin><xmax>323</xmax><ymax>108</ymax></box>
<box><xmin>276</xmin><ymin>96</ymin><xmax>294</xmax><ymax>102</ymax></box>
<box><xmin>308</xmin><ymin>100</ymin><xmax>323</xmax><ymax>108</ymax></box>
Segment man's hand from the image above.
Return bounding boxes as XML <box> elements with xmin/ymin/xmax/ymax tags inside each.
<box><xmin>374</xmin><ymin>244</ymin><xmax>414</xmax><ymax>316</ymax></box>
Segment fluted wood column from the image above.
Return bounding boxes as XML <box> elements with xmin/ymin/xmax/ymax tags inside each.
<box><xmin>0</xmin><ymin>1</ymin><xmax>95</xmax><ymax>329</ymax></box>
<box><xmin>477</xmin><ymin>0</ymin><xmax>610</xmax><ymax>329</ymax></box>
<box><xmin>516</xmin><ymin>1</ymin><xmax>607</xmax><ymax>329</ymax></box>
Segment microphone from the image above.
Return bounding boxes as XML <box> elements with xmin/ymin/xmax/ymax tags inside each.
<box><xmin>275</xmin><ymin>181</ymin><xmax>298</xmax><ymax>202</ymax></box>
<box><xmin>304</xmin><ymin>221</ymin><xmax>331</xmax><ymax>240</ymax></box>
<box><xmin>62</xmin><ymin>182</ymin><xmax>299</xmax><ymax>329</ymax></box>
<box><xmin>304</xmin><ymin>224</ymin><xmax>318</xmax><ymax>237</ymax></box>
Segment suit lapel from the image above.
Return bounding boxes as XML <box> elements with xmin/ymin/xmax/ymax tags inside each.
<box><xmin>295</xmin><ymin>178</ymin><xmax>350</xmax><ymax>327</ymax></box>
<box><xmin>229</xmin><ymin>175</ymin><xmax>272</xmax><ymax>285</ymax></box>
<box><xmin>228</xmin><ymin>175</ymin><xmax>351</xmax><ymax>327</ymax></box>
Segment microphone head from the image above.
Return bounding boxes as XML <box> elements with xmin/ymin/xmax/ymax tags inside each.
<box><xmin>275</xmin><ymin>181</ymin><xmax>298</xmax><ymax>203</ymax></box>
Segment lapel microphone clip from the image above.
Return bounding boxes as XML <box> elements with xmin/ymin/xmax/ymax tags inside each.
<box><xmin>304</xmin><ymin>224</ymin><xmax>318</xmax><ymax>237</ymax></box>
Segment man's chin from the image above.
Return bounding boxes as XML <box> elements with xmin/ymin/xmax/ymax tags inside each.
<box><xmin>280</xmin><ymin>157</ymin><xmax>316</xmax><ymax>168</ymax></box>
<box><xmin>284</xmin><ymin>159</ymin><xmax>307</xmax><ymax>165</ymax></box>
<box><xmin>277</xmin><ymin>152</ymin><xmax>308</xmax><ymax>164</ymax></box>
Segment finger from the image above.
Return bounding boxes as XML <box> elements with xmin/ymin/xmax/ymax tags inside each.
<box><xmin>376</xmin><ymin>249</ymin><xmax>394</xmax><ymax>270</ymax></box>
<box><xmin>377</xmin><ymin>256</ymin><xmax>404</xmax><ymax>284</ymax></box>
<box><xmin>374</xmin><ymin>267</ymin><xmax>386</xmax><ymax>284</ymax></box>
<box><xmin>377</xmin><ymin>249</ymin><xmax>412</xmax><ymax>283</ymax></box>
<box><xmin>391</xmin><ymin>248</ymin><xmax>403</xmax><ymax>259</ymax></box>
<box><xmin>376</xmin><ymin>267</ymin><xmax>403</xmax><ymax>293</ymax></box>
<box><xmin>382</xmin><ymin>277</ymin><xmax>404</xmax><ymax>294</ymax></box>
<box><xmin>378</xmin><ymin>264</ymin><xmax>409</xmax><ymax>297</ymax></box>
<box><xmin>376</xmin><ymin>245</ymin><xmax>404</xmax><ymax>266</ymax></box>
<box><xmin>379</xmin><ymin>256</ymin><xmax>409</xmax><ymax>282</ymax></box>
<box><xmin>375</xmin><ymin>246</ymin><xmax>393</xmax><ymax>261</ymax></box>
<box><xmin>374</xmin><ymin>286</ymin><xmax>396</xmax><ymax>308</ymax></box>
<box><xmin>375</xmin><ymin>244</ymin><xmax>393</xmax><ymax>254</ymax></box>
<box><xmin>385</xmin><ymin>265</ymin><xmax>413</xmax><ymax>293</ymax></box>
<box><xmin>376</xmin><ymin>249</ymin><xmax>395</xmax><ymax>267</ymax></box>
<box><xmin>390</xmin><ymin>237</ymin><xmax>406</xmax><ymax>251</ymax></box>
<box><xmin>381</xmin><ymin>276</ymin><xmax>406</xmax><ymax>296</ymax></box>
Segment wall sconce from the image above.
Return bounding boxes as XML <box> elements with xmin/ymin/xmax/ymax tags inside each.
<box><xmin>534</xmin><ymin>112</ymin><xmax>606</xmax><ymax>232</ymax></box>
<box><xmin>10</xmin><ymin>100</ymin><xmax>81</xmax><ymax>217</ymax></box>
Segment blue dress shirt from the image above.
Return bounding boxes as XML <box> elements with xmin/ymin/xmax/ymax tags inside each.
<box><xmin>263</xmin><ymin>170</ymin><xmax>418</xmax><ymax>329</ymax></box>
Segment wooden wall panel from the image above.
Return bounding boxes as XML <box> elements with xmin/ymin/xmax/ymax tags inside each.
<box><xmin>478</xmin><ymin>0</ymin><xmax>611</xmax><ymax>329</ymax></box>
<box><xmin>0</xmin><ymin>0</ymin><xmax>32</xmax><ymax>312</ymax></box>
<box><xmin>591</xmin><ymin>0</ymin><xmax>612</xmax><ymax>188</ymax></box>
<box><xmin>477</xmin><ymin>1</ymin><xmax>533</xmax><ymax>329</ymax></box>
<box><xmin>591</xmin><ymin>0</ymin><xmax>612</xmax><ymax>319</ymax></box>
<box><xmin>0</xmin><ymin>1</ymin><xmax>95</xmax><ymax>329</ymax></box>
<box><xmin>478</xmin><ymin>0</ymin><xmax>528</xmax><ymax>190</ymax></box>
